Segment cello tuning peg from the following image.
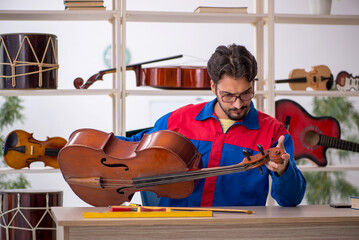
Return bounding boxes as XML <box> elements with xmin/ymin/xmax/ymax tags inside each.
<box><xmin>257</xmin><ymin>144</ymin><xmax>265</xmax><ymax>155</ymax></box>
<box><xmin>258</xmin><ymin>166</ymin><xmax>264</xmax><ymax>176</ymax></box>
<box><xmin>242</xmin><ymin>149</ymin><xmax>251</xmax><ymax>160</ymax></box>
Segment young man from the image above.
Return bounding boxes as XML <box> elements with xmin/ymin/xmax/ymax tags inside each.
<box><xmin>117</xmin><ymin>44</ymin><xmax>306</xmax><ymax>207</ymax></box>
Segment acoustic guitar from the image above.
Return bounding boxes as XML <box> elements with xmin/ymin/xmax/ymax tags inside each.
<box><xmin>275</xmin><ymin>65</ymin><xmax>333</xmax><ymax>91</ymax></box>
<box><xmin>275</xmin><ymin>99</ymin><xmax>359</xmax><ymax>166</ymax></box>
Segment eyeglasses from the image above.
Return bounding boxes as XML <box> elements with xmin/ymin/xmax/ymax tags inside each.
<box><xmin>218</xmin><ymin>89</ymin><xmax>254</xmax><ymax>103</ymax></box>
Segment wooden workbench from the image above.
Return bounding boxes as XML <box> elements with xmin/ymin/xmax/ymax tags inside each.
<box><xmin>51</xmin><ymin>205</ymin><xmax>359</xmax><ymax>240</ymax></box>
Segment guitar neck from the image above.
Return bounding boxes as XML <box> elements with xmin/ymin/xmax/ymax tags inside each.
<box><xmin>275</xmin><ymin>77</ymin><xmax>307</xmax><ymax>84</ymax></box>
<box><xmin>318</xmin><ymin>135</ymin><xmax>359</xmax><ymax>152</ymax></box>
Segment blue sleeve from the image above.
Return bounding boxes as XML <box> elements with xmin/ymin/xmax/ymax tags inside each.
<box><xmin>116</xmin><ymin>112</ymin><xmax>171</xmax><ymax>142</ymax></box>
<box><xmin>270</xmin><ymin>134</ymin><xmax>307</xmax><ymax>206</ymax></box>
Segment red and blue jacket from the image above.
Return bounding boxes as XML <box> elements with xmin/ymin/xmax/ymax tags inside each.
<box><xmin>117</xmin><ymin>99</ymin><xmax>306</xmax><ymax>207</ymax></box>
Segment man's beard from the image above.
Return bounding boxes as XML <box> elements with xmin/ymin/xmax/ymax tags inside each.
<box><xmin>217</xmin><ymin>100</ymin><xmax>250</xmax><ymax>121</ymax></box>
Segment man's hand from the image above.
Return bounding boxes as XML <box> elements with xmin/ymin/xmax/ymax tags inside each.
<box><xmin>265</xmin><ymin>135</ymin><xmax>290</xmax><ymax>176</ymax></box>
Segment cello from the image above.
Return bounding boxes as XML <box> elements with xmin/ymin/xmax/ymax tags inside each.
<box><xmin>73</xmin><ymin>55</ymin><xmax>212</xmax><ymax>90</ymax></box>
<box><xmin>58</xmin><ymin>128</ymin><xmax>284</xmax><ymax>207</ymax></box>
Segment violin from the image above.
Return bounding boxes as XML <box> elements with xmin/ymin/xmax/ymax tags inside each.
<box><xmin>275</xmin><ymin>65</ymin><xmax>333</xmax><ymax>91</ymax></box>
<box><xmin>58</xmin><ymin>128</ymin><xmax>284</xmax><ymax>207</ymax></box>
<box><xmin>73</xmin><ymin>55</ymin><xmax>211</xmax><ymax>90</ymax></box>
<box><xmin>3</xmin><ymin>130</ymin><xmax>67</xmax><ymax>169</ymax></box>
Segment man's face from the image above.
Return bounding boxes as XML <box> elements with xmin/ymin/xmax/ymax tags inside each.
<box><xmin>211</xmin><ymin>75</ymin><xmax>254</xmax><ymax>121</ymax></box>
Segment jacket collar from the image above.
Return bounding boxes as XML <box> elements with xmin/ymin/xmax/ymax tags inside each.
<box><xmin>195</xmin><ymin>98</ymin><xmax>259</xmax><ymax>130</ymax></box>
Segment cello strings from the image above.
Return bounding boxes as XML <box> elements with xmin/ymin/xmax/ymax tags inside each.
<box><xmin>99</xmin><ymin>159</ymin><xmax>267</xmax><ymax>189</ymax></box>
<box><xmin>132</xmin><ymin>161</ymin><xmax>266</xmax><ymax>188</ymax></box>
<box><xmin>90</xmin><ymin>149</ymin><xmax>276</xmax><ymax>190</ymax></box>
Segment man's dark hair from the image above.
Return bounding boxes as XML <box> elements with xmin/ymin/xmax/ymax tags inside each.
<box><xmin>207</xmin><ymin>44</ymin><xmax>257</xmax><ymax>85</ymax></box>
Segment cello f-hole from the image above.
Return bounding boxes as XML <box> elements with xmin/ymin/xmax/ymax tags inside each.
<box><xmin>100</xmin><ymin>158</ymin><xmax>129</xmax><ymax>171</ymax></box>
<box><xmin>116</xmin><ymin>186</ymin><xmax>132</xmax><ymax>195</ymax></box>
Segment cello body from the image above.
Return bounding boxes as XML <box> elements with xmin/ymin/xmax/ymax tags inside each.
<box><xmin>135</xmin><ymin>65</ymin><xmax>211</xmax><ymax>89</ymax></box>
<box><xmin>58</xmin><ymin>129</ymin><xmax>201</xmax><ymax>207</ymax></box>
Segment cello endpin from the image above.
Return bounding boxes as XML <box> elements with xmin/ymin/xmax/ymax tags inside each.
<box><xmin>258</xmin><ymin>166</ymin><xmax>264</xmax><ymax>176</ymax></box>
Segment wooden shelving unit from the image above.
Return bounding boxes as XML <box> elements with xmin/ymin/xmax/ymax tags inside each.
<box><xmin>1</xmin><ymin>0</ymin><xmax>358</xmax><ymax>175</ymax></box>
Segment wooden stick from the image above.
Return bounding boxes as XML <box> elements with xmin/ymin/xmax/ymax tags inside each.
<box><xmin>168</xmin><ymin>206</ymin><xmax>254</xmax><ymax>214</ymax></box>
<box><xmin>111</xmin><ymin>205</ymin><xmax>254</xmax><ymax>214</ymax></box>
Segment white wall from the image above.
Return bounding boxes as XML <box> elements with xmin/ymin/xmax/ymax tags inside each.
<box><xmin>1</xmin><ymin>0</ymin><xmax>358</xmax><ymax>207</ymax></box>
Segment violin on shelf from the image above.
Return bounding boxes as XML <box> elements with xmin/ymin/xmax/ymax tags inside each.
<box><xmin>335</xmin><ymin>71</ymin><xmax>359</xmax><ymax>91</ymax></box>
<box><xmin>58</xmin><ymin>128</ymin><xmax>284</xmax><ymax>207</ymax></box>
<box><xmin>73</xmin><ymin>54</ymin><xmax>212</xmax><ymax>90</ymax></box>
<box><xmin>3</xmin><ymin>130</ymin><xmax>67</xmax><ymax>169</ymax></box>
<box><xmin>275</xmin><ymin>65</ymin><xmax>333</xmax><ymax>91</ymax></box>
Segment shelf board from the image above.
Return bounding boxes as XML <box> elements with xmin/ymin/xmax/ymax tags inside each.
<box><xmin>0</xmin><ymin>167</ymin><xmax>60</xmax><ymax>174</ymax></box>
<box><xmin>0</xmin><ymin>10</ymin><xmax>117</xmax><ymax>21</ymax></box>
<box><xmin>2</xmin><ymin>165</ymin><xmax>358</xmax><ymax>174</ymax></box>
<box><xmin>126</xmin><ymin>11</ymin><xmax>266</xmax><ymax>24</ymax></box>
<box><xmin>274</xmin><ymin>14</ymin><xmax>359</xmax><ymax>25</ymax></box>
<box><xmin>125</xmin><ymin>89</ymin><xmax>267</xmax><ymax>96</ymax></box>
<box><xmin>2</xmin><ymin>11</ymin><xmax>357</xmax><ymax>25</ymax></box>
<box><xmin>275</xmin><ymin>90</ymin><xmax>359</xmax><ymax>97</ymax></box>
<box><xmin>126</xmin><ymin>89</ymin><xmax>212</xmax><ymax>96</ymax></box>
<box><xmin>298</xmin><ymin>165</ymin><xmax>359</xmax><ymax>172</ymax></box>
<box><xmin>0</xmin><ymin>89</ymin><xmax>118</xmax><ymax>96</ymax></box>
<box><xmin>1</xmin><ymin>89</ymin><xmax>355</xmax><ymax>97</ymax></box>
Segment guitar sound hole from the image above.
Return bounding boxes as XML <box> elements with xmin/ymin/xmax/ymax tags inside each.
<box><xmin>304</xmin><ymin>130</ymin><xmax>320</xmax><ymax>146</ymax></box>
